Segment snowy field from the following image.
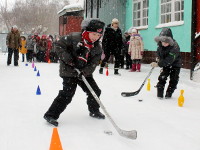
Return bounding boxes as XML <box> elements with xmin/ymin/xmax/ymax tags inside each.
<box><xmin>0</xmin><ymin>52</ymin><xmax>200</xmax><ymax>150</ymax></box>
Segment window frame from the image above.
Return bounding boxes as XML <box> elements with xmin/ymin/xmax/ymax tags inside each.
<box><xmin>133</xmin><ymin>0</ymin><xmax>149</xmax><ymax>28</ymax></box>
<box><xmin>160</xmin><ymin>0</ymin><xmax>184</xmax><ymax>24</ymax></box>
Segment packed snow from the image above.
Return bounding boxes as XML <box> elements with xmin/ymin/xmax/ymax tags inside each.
<box><xmin>0</xmin><ymin>52</ymin><xmax>200</xmax><ymax>150</ymax></box>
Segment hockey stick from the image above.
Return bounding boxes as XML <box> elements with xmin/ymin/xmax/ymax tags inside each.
<box><xmin>76</xmin><ymin>69</ymin><xmax>137</xmax><ymax>140</ymax></box>
<box><xmin>121</xmin><ymin>67</ymin><xmax>155</xmax><ymax>97</ymax></box>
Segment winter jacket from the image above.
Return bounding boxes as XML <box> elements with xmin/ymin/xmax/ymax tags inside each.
<box><xmin>39</xmin><ymin>39</ymin><xmax>47</xmax><ymax>52</ymax></box>
<box><xmin>19</xmin><ymin>40</ymin><xmax>27</xmax><ymax>54</ymax></box>
<box><xmin>155</xmin><ymin>28</ymin><xmax>182</xmax><ymax>68</ymax></box>
<box><xmin>102</xmin><ymin>24</ymin><xmax>123</xmax><ymax>55</ymax></box>
<box><xmin>128</xmin><ymin>34</ymin><xmax>144</xmax><ymax>60</ymax></box>
<box><xmin>55</xmin><ymin>32</ymin><xmax>102</xmax><ymax>77</ymax></box>
<box><xmin>6</xmin><ymin>30</ymin><xmax>21</xmax><ymax>49</ymax></box>
<box><xmin>26</xmin><ymin>38</ymin><xmax>36</xmax><ymax>51</ymax></box>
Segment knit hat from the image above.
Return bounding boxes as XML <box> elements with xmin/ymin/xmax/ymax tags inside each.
<box><xmin>81</xmin><ymin>18</ymin><xmax>105</xmax><ymax>34</ymax></box>
<box><xmin>132</xmin><ymin>28</ymin><xmax>138</xmax><ymax>33</ymax></box>
<box><xmin>112</xmin><ymin>18</ymin><xmax>119</xmax><ymax>24</ymax></box>
<box><xmin>12</xmin><ymin>25</ymin><xmax>18</xmax><ymax>29</ymax></box>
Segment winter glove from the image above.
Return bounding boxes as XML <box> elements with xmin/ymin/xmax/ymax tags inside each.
<box><xmin>141</xmin><ymin>51</ymin><xmax>144</xmax><ymax>55</ymax></box>
<box><xmin>77</xmin><ymin>71</ymin><xmax>84</xmax><ymax>80</ymax></box>
<box><xmin>150</xmin><ymin>62</ymin><xmax>158</xmax><ymax>67</ymax></box>
<box><xmin>74</xmin><ymin>45</ymin><xmax>89</xmax><ymax>69</ymax></box>
<box><xmin>75</xmin><ymin>68</ymin><xmax>85</xmax><ymax>80</ymax></box>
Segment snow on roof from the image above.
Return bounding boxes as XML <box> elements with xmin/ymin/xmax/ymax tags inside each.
<box><xmin>58</xmin><ymin>3</ymin><xmax>84</xmax><ymax>16</ymax></box>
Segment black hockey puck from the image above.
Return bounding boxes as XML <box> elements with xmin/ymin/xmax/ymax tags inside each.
<box><xmin>138</xmin><ymin>99</ymin><xmax>143</xmax><ymax>102</ymax></box>
<box><xmin>104</xmin><ymin>130</ymin><xmax>113</xmax><ymax>135</ymax></box>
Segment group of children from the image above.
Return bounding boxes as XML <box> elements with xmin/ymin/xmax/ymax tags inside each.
<box><xmin>19</xmin><ymin>33</ymin><xmax>59</xmax><ymax>63</ymax></box>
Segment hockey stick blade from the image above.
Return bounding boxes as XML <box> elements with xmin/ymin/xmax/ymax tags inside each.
<box><xmin>121</xmin><ymin>67</ymin><xmax>155</xmax><ymax>97</ymax></box>
<box><xmin>121</xmin><ymin>90</ymin><xmax>140</xmax><ymax>97</ymax></box>
<box><xmin>118</xmin><ymin>129</ymin><xmax>137</xmax><ymax>140</ymax></box>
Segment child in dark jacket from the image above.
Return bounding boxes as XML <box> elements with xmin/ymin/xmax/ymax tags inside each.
<box><xmin>44</xmin><ymin>19</ymin><xmax>105</xmax><ymax>126</ymax></box>
<box><xmin>122</xmin><ymin>31</ymin><xmax>132</xmax><ymax>69</ymax></box>
<box><xmin>151</xmin><ymin>28</ymin><xmax>181</xmax><ymax>99</ymax></box>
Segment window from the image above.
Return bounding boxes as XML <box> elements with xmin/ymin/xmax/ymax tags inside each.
<box><xmin>160</xmin><ymin>0</ymin><xmax>184</xmax><ymax>24</ymax></box>
<box><xmin>133</xmin><ymin>0</ymin><xmax>149</xmax><ymax>27</ymax></box>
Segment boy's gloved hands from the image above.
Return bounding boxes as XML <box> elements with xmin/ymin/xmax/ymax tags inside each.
<box><xmin>150</xmin><ymin>62</ymin><xmax>158</xmax><ymax>67</ymax></box>
<box><xmin>74</xmin><ymin>45</ymin><xmax>89</xmax><ymax>69</ymax></box>
<box><xmin>75</xmin><ymin>68</ymin><xmax>84</xmax><ymax>80</ymax></box>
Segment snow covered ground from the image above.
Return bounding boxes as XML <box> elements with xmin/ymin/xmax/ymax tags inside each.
<box><xmin>0</xmin><ymin>52</ymin><xmax>200</xmax><ymax>150</ymax></box>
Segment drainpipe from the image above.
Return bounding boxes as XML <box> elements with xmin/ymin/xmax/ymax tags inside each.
<box><xmin>91</xmin><ymin>0</ymin><xmax>93</xmax><ymax>18</ymax></box>
<box><xmin>85</xmin><ymin>0</ymin><xmax>87</xmax><ymax>18</ymax></box>
<box><xmin>97</xmin><ymin>0</ymin><xmax>99</xmax><ymax>18</ymax></box>
<box><xmin>191</xmin><ymin>0</ymin><xmax>196</xmax><ymax>80</ymax></box>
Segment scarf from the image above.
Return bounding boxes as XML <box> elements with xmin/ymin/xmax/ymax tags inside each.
<box><xmin>82</xmin><ymin>31</ymin><xmax>94</xmax><ymax>50</ymax></box>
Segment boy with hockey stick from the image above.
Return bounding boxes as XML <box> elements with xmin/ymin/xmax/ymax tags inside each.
<box><xmin>44</xmin><ymin>19</ymin><xmax>105</xmax><ymax>126</ymax></box>
<box><xmin>151</xmin><ymin>27</ymin><xmax>181</xmax><ymax>99</ymax></box>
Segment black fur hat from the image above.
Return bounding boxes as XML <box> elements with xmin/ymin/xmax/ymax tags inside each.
<box><xmin>154</xmin><ymin>28</ymin><xmax>174</xmax><ymax>46</ymax></box>
<box><xmin>81</xmin><ymin>19</ymin><xmax>105</xmax><ymax>34</ymax></box>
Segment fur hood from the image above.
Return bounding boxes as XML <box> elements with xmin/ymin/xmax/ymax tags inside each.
<box><xmin>154</xmin><ymin>28</ymin><xmax>174</xmax><ymax>46</ymax></box>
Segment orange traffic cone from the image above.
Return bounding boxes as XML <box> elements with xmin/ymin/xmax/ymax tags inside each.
<box><xmin>106</xmin><ymin>67</ymin><xmax>109</xmax><ymax>76</ymax></box>
<box><xmin>48</xmin><ymin>59</ymin><xmax>51</xmax><ymax>64</ymax></box>
<box><xmin>49</xmin><ymin>128</ymin><xmax>63</xmax><ymax>150</ymax></box>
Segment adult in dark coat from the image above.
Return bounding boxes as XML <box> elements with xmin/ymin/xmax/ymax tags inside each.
<box><xmin>151</xmin><ymin>27</ymin><xmax>181</xmax><ymax>99</ymax></box>
<box><xmin>6</xmin><ymin>25</ymin><xmax>21</xmax><ymax>66</ymax></box>
<box><xmin>44</xmin><ymin>19</ymin><xmax>105</xmax><ymax>126</ymax></box>
<box><xmin>99</xmin><ymin>18</ymin><xmax>123</xmax><ymax>75</ymax></box>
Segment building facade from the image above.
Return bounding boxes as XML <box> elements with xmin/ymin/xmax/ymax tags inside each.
<box><xmin>125</xmin><ymin>0</ymin><xmax>192</xmax><ymax>69</ymax></box>
<box><xmin>85</xmin><ymin>0</ymin><xmax>126</xmax><ymax>32</ymax></box>
<box><xmin>85</xmin><ymin>0</ymin><xmax>198</xmax><ymax>70</ymax></box>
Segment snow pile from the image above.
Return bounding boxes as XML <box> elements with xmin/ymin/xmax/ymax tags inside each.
<box><xmin>57</xmin><ymin>3</ymin><xmax>84</xmax><ymax>15</ymax></box>
<box><xmin>156</xmin><ymin>21</ymin><xmax>184</xmax><ymax>28</ymax></box>
<box><xmin>0</xmin><ymin>52</ymin><xmax>200</xmax><ymax>150</ymax></box>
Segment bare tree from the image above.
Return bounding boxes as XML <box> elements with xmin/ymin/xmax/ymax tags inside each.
<box><xmin>0</xmin><ymin>0</ymin><xmax>70</xmax><ymax>34</ymax></box>
<box><xmin>0</xmin><ymin>1</ymin><xmax>12</xmax><ymax>30</ymax></box>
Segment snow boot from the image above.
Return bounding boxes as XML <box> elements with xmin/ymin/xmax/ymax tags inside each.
<box><xmin>136</xmin><ymin>64</ymin><xmax>141</xmax><ymax>72</ymax></box>
<box><xmin>165</xmin><ymin>87</ymin><xmax>175</xmax><ymax>99</ymax></box>
<box><xmin>99</xmin><ymin>67</ymin><xmax>103</xmax><ymax>74</ymax></box>
<box><xmin>130</xmin><ymin>64</ymin><xmax>136</xmax><ymax>72</ymax></box>
<box><xmin>114</xmin><ymin>69</ymin><xmax>121</xmax><ymax>75</ymax></box>
<box><xmin>44</xmin><ymin>115</ymin><xmax>58</xmax><ymax>127</ymax></box>
<box><xmin>89</xmin><ymin>111</ymin><xmax>105</xmax><ymax>119</ymax></box>
<box><xmin>125</xmin><ymin>66</ymin><xmax>130</xmax><ymax>70</ymax></box>
<box><xmin>157</xmin><ymin>87</ymin><xmax>164</xmax><ymax>99</ymax></box>
<box><xmin>165</xmin><ymin>92</ymin><xmax>173</xmax><ymax>99</ymax></box>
